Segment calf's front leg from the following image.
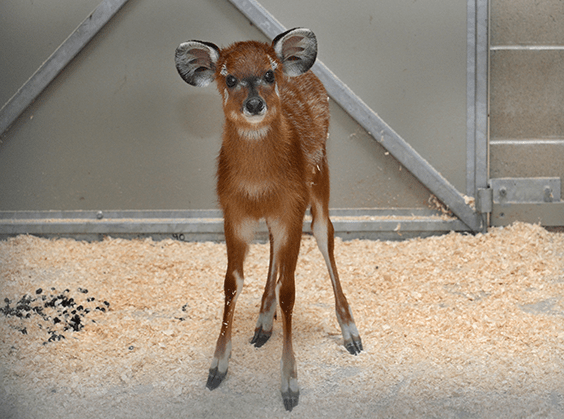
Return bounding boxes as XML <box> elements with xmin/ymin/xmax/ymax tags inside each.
<box><xmin>206</xmin><ymin>218</ymin><xmax>251</xmax><ymax>390</ymax></box>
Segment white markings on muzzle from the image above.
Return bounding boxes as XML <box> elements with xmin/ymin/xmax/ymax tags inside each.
<box><xmin>241</xmin><ymin>113</ymin><xmax>266</xmax><ymax>123</ymax></box>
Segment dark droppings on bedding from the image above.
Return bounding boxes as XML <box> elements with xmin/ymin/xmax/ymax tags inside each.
<box><xmin>0</xmin><ymin>288</ymin><xmax>109</xmax><ymax>344</ymax></box>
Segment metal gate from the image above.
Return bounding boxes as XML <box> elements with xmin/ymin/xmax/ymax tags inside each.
<box><xmin>0</xmin><ymin>0</ymin><xmax>560</xmax><ymax>241</ymax></box>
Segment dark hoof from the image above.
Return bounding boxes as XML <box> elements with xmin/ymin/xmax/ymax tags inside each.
<box><xmin>250</xmin><ymin>328</ymin><xmax>272</xmax><ymax>348</ymax></box>
<box><xmin>206</xmin><ymin>367</ymin><xmax>227</xmax><ymax>390</ymax></box>
<box><xmin>345</xmin><ymin>336</ymin><xmax>363</xmax><ymax>355</ymax></box>
<box><xmin>282</xmin><ymin>389</ymin><xmax>299</xmax><ymax>411</ymax></box>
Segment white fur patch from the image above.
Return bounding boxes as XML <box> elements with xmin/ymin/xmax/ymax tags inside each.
<box><xmin>275</xmin><ymin>280</ymin><xmax>283</xmax><ymax>308</ymax></box>
<box><xmin>255</xmin><ymin>303</ymin><xmax>276</xmax><ymax>332</ymax></box>
<box><xmin>281</xmin><ymin>376</ymin><xmax>299</xmax><ymax>394</ymax></box>
<box><xmin>214</xmin><ymin>341</ymin><xmax>231</xmax><ymax>374</ymax></box>
<box><xmin>235</xmin><ymin>219</ymin><xmax>257</xmax><ymax>244</ymax></box>
<box><xmin>268</xmin><ymin>56</ymin><xmax>278</xmax><ymax>71</ymax></box>
<box><xmin>241</xmin><ymin>114</ymin><xmax>266</xmax><ymax>124</ymax></box>
<box><xmin>267</xmin><ymin>218</ymin><xmax>288</xmax><ymax>255</ymax></box>
<box><xmin>237</xmin><ymin>126</ymin><xmax>270</xmax><ymax>141</ymax></box>
<box><xmin>229</xmin><ymin>110</ymin><xmax>239</xmax><ymax>122</ymax></box>
<box><xmin>233</xmin><ymin>270</ymin><xmax>245</xmax><ymax>299</ymax></box>
<box><xmin>238</xmin><ymin>179</ymin><xmax>273</xmax><ymax>199</ymax></box>
<box><xmin>312</xmin><ymin>204</ymin><xmax>329</xmax><ymax>256</ymax></box>
<box><xmin>223</xmin><ymin>89</ymin><xmax>229</xmax><ymax>106</ymax></box>
<box><xmin>220</xmin><ymin>64</ymin><xmax>228</xmax><ymax>76</ymax></box>
<box><xmin>340</xmin><ymin>319</ymin><xmax>360</xmax><ymax>342</ymax></box>
<box><xmin>269</xmin><ymin>218</ymin><xmax>287</xmax><ymax>308</ymax></box>
<box><xmin>312</xmin><ymin>203</ymin><xmax>340</xmax><ymax>289</ymax></box>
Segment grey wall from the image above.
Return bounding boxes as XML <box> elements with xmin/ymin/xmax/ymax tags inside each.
<box><xmin>490</xmin><ymin>0</ymin><xmax>564</xmax><ymax>198</ymax></box>
<box><xmin>0</xmin><ymin>0</ymin><xmax>468</xmax><ymax>211</ymax></box>
<box><xmin>0</xmin><ymin>0</ymin><xmax>102</xmax><ymax>107</ymax></box>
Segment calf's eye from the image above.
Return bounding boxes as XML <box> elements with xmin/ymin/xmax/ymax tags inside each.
<box><xmin>226</xmin><ymin>75</ymin><xmax>237</xmax><ymax>88</ymax></box>
<box><xmin>264</xmin><ymin>70</ymin><xmax>275</xmax><ymax>84</ymax></box>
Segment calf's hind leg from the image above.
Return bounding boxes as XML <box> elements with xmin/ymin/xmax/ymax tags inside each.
<box><xmin>310</xmin><ymin>169</ymin><xmax>363</xmax><ymax>355</ymax></box>
<box><xmin>251</xmin><ymin>227</ymin><xmax>278</xmax><ymax>348</ymax></box>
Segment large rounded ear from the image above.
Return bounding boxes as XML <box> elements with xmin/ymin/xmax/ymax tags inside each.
<box><xmin>272</xmin><ymin>28</ymin><xmax>317</xmax><ymax>77</ymax></box>
<box><xmin>175</xmin><ymin>41</ymin><xmax>220</xmax><ymax>87</ymax></box>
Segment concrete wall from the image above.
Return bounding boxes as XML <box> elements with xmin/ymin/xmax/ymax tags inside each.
<box><xmin>490</xmin><ymin>0</ymin><xmax>564</xmax><ymax>198</ymax></box>
<box><xmin>0</xmin><ymin>0</ymin><xmax>467</xmax><ymax>211</ymax></box>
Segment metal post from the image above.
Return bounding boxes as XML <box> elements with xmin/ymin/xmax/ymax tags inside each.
<box><xmin>467</xmin><ymin>0</ymin><xmax>489</xmax><ymax>230</ymax></box>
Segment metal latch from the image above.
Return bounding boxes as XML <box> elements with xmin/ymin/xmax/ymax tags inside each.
<box><xmin>476</xmin><ymin>188</ymin><xmax>493</xmax><ymax>213</ymax></box>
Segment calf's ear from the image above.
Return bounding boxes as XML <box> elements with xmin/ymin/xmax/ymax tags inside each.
<box><xmin>272</xmin><ymin>28</ymin><xmax>317</xmax><ymax>77</ymax></box>
<box><xmin>175</xmin><ymin>41</ymin><xmax>220</xmax><ymax>87</ymax></box>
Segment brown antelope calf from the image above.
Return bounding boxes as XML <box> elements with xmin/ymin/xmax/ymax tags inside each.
<box><xmin>175</xmin><ymin>28</ymin><xmax>362</xmax><ymax>411</ymax></box>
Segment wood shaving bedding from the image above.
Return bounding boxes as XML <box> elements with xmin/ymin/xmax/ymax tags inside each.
<box><xmin>1</xmin><ymin>222</ymin><xmax>564</xmax><ymax>418</ymax></box>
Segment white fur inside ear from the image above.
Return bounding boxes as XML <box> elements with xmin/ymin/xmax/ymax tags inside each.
<box><xmin>273</xmin><ymin>28</ymin><xmax>317</xmax><ymax>77</ymax></box>
<box><xmin>175</xmin><ymin>41</ymin><xmax>220</xmax><ymax>87</ymax></box>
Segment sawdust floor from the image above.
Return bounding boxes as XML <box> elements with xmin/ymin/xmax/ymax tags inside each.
<box><xmin>1</xmin><ymin>222</ymin><xmax>564</xmax><ymax>418</ymax></box>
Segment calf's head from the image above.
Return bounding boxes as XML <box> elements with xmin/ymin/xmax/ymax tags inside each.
<box><xmin>175</xmin><ymin>28</ymin><xmax>318</xmax><ymax>131</ymax></box>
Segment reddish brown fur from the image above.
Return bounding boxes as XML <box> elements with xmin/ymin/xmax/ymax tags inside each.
<box><xmin>175</xmin><ymin>29</ymin><xmax>361</xmax><ymax>411</ymax></box>
<box><xmin>215</xmin><ymin>41</ymin><xmax>329</xmax><ymax>221</ymax></box>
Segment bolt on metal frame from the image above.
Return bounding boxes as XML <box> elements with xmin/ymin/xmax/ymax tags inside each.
<box><xmin>0</xmin><ymin>0</ymin><xmax>490</xmax><ymax>241</ymax></box>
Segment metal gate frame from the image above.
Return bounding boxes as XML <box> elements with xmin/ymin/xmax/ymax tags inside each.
<box><xmin>0</xmin><ymin>0</ymin><xmax>490</xmax><ymax>241</ymax></box>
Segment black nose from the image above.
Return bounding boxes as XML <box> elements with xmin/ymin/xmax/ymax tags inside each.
<box><xmin>244</xmin><ymin>98</ymin><xmax>265</xmax><ymax>115</ymax></box>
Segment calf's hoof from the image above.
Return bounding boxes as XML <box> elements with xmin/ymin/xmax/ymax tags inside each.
<box><xmin>282</xmin><ymin>389</ymin><xmax>299</xmax><ymax>411</ymax></box>
<box><xmin>250</xmin><ymin>327</ymin><xmax>272</xmax><ymax>348</ymax></box>
<box><xmin>206</xmin><ymin>367</ymin><xmax>227</xmax><ymax>390</ymax></box>
<box><xmin>345</xmin><ymin>336</ymin><xmax>363</xmax><ymax>355</ymax></box>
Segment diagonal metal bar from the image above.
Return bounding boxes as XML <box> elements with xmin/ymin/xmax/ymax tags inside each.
<box><xmin>0</xmin><ymin>0</ymin><xmax>129</xmax><ymax>135</ymax></box>
<box><xmin>312</xmin><ymin>65</ymin><xmax>483</xmax><ymax>232</ymax></box>
<box><xmin>228</xmin><ymin>0</ymin><xmax>484</xmax><ymax>232</ymax></box>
